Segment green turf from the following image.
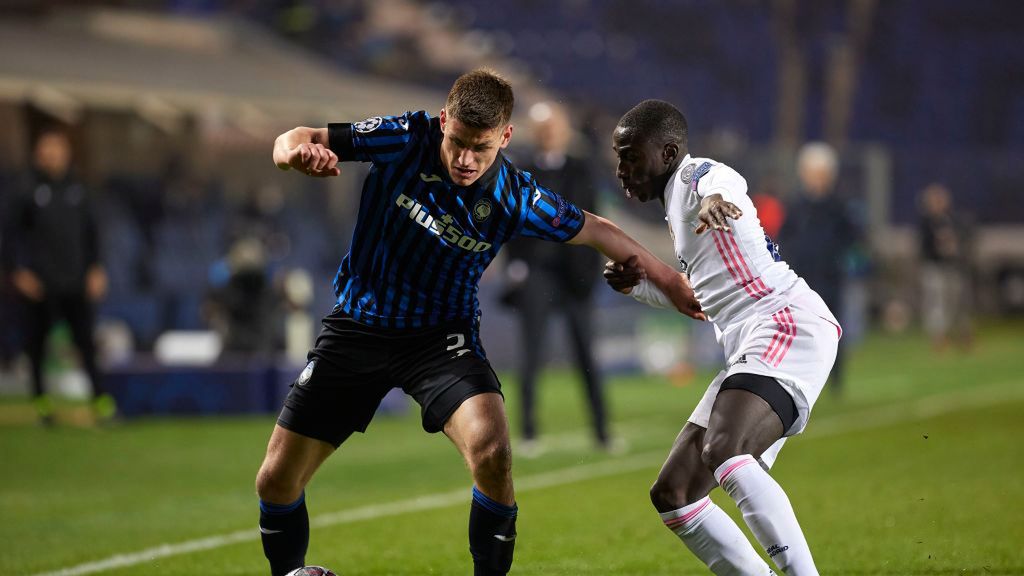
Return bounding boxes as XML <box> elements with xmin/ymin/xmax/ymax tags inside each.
<box><xmin>1</xmin><ymin>321</ymin><xmax>1022</xmax><ymax>575</ymax></box>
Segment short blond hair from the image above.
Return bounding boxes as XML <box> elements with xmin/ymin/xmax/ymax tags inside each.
<box><xmin>445</xmin><ymin>68</ymin><xmax>514</xmax><ymax>129</ymax></box>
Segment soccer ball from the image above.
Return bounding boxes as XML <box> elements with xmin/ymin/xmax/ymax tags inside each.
<box><xmin>286</xmin><ymin>567</ymin><xmax>337</xmax><ymax>576</ymax></box>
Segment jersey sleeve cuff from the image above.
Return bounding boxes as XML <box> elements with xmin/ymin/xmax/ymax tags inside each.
<box><xmin>560</xmin><ymin>211</ymin><xmax>585</xmax><ymax>243</ymax></box>
<box><xmin>328</xmin><ymin>123</ymin><xmax>355</xmax><ymax>160</ymax></box>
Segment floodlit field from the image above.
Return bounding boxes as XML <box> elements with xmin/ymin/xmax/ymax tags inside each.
<box><xmin>2</xmin><ymin>321</ymin><xmax>1022</xmax><ymax>575</ymax></box>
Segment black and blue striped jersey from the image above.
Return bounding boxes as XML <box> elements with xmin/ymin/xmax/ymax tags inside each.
<box><xmin>326</xmin><ymin>110</ymin><xmax>585</xmax><ymax>328</ymax></box>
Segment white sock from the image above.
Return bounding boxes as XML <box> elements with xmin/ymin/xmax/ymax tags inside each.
<box><xmin>715</xmin><ymin>454</ymin><xmax>819</xmax><ymax>576</ymax></box>
<box><xmin>660</xmin><ymin>496</ymin><xmax>774</xmax><ymax>576</ymax></box>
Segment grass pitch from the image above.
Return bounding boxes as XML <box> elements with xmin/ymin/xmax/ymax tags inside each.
<box><xmin>2</xmin><ymin>321</ymin><xmax>1022</xmax><ymax>575</ymax></box>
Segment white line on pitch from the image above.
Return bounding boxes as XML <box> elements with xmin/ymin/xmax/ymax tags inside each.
<box><xmin>31</xmin><ymin>381</ymin><xmax>1022</xmax><ymax>576</ymax></box>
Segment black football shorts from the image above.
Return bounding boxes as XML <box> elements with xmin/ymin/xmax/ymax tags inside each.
<box><xmin>277</xmin><ymin>307</ymin><xmax>502</xmax><ymax>447</ymax></box>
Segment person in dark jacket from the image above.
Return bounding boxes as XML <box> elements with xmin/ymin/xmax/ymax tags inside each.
<box><xmin>502</xmin><ymin>102</ymin><xmax>611</xmax><ymax>453</ymax></box>
<box><xmin>918</xmin><ymin>183</ymin><xmax>973</xmax><ymax>351</ymax></box>
<box><xmin>778</xmin><ymin>142</ymin><xmax>856</xmax><ymax>396</ymax></box>
<box><xmin>3</xmin><ymin>127</ymin><xmax>115</xmax><ymax>424</ymax></box>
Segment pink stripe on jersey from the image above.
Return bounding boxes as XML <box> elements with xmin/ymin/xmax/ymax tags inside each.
<box><xmin>723</xmin><ymin>233</ymin><xmax>758</xmax><ymax>288</ymax></box>
<box><xmin>713</xmin><ymin>231</ymin><xmax>764</xmax><ymax>300</ymax></box>
<box><xmin>716</xmin><ymin>456</ymin><xmax>756</xmax><ymax>484</ymax></box>
<box><xmin>714</xmin><ymin>230</ymin><xmax>774</xmax><ymax>300</ymax></box>
<box><xmin>711</xmin><ymin>230</ymin><xmax>747</xmax><ymax>288</ymax></box>
<box><xmin>663</xmin><ymin>498</ymin><xmax>711</xmax><ymax>528</ymax></box>
<box><xmin>726</xmin><ymin>233</ymin><xmax>775</xmax><ymax>299</ymax></box>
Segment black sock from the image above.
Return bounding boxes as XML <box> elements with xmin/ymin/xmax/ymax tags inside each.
<box><xmin>259</xmin><ymin>493</ymin><xmax>309</xmax><ymax>576</ymax></box>
<box><xmin>469</xmin><ymin>486</ymin><xmax>518</xmax><ymax>576</ymax></box>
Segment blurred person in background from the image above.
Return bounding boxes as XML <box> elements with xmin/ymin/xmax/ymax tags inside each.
<box><xmin>0</xmin><ymin>183</ymin><xmax>19</xmax><ymax>373</ymax></box>
<box><xmin>1</xmin><ymin>127</ymin><xmax>116</xmax><ymax>425</ymax></box>
<box><xmin>256</xmin><ymin>69</ymin><xmax>702</xmax><ymax>576</ymax></box>
<box><xmin>208</xmin><ymin>237</ymin><xmax>280</xmax><ymax>357</ymax></box>
<box><xmin>918</xmin><ymin>183</ymin><xmax>973</xmax><ymax>351</ymax></box>
<box><xmin>501</xmin><ymin>102</ymin><xmax>610</xmax><ymax>455</ymax></box>
<box><xmin>778</xmin><ymin>142</ymin><xmax>857</xmax><ymax>396</ymax></box>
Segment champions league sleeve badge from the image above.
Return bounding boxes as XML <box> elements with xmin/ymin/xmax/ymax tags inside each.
<box><xmin>353</xmin><ymin>116</ymin><xmax>384</xmax><ymax>133</ymax></box>
<box><xmin>552</xmin><ymin>195</ymin><xmax>568</xmax><ymax>227</ymax></box>
<box><xmin>680</xmin><ymin>163</ymin><xmax>696</xmax><ymax>184</ymax></box>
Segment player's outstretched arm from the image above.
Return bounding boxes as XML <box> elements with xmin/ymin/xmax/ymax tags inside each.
<box><xmin>569</xmin><ymin>211</ymin><xmax>705</xmax><ymax>321</ymax></box>
<box><xmin>606</xmin><ymin>257</ymin><xmax>703</xmax><ymax>316</ymax></box>
<box><xmin>604</xmin><ymin>257</ymin><xmax>685</xmax><ymax>312</ymax></box>
<box><xmin>272</xmin><ymin>127</ymin><xmax>341</xmax><ymax>177</ymax></box>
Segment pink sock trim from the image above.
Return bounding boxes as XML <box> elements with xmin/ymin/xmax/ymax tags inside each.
<box><xmin>715</xmin><ymin>454</ymin><xmax>757</xmax><ymax>485</ymax></box>
<box><xmin>662</xmin><ymin>497</ymin><xmax>712</xmax><ymax>529</ymax></box>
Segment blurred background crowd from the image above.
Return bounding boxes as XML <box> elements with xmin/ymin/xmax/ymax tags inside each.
<box><xmin>0</xmin><ymin>0</ymin><xmax>1022</xmax><ymax>423</ymax></box>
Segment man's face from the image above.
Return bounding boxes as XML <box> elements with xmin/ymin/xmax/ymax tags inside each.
<box><xmin>439</xmin><ymin>109</ymin><xmax>512</xmax><ymax>186</ymax></box>
<box><xmin>922</xmin><ymin>184</ymin><xmax>951</xmax><ymax>216</ymax></box>
<box><xmin>612</xmin><ymin>126</ymin><xmax>673</xmax><ymax>202</ymax></box>
<box><xmin>35</xmin><ymin>132</ymin><xmax>71</xmax><ymax>178</ymax></box>
<box><xmin>798</xmin><ymin>163</ymin><xmax>836</xmax><ymax>198</ymax></box>
<box><xmin>532</xmin><ymin>110</ymin><xmax>570</xmax><ymax>154</ymax></box>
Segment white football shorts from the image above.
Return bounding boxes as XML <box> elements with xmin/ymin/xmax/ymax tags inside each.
<box><xmin>688</xmin><ymin>281</ymin><xmax>841</xmax><ymax>468</ymax></box>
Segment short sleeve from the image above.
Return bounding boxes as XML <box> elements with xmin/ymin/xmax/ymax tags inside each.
<box><xmin>694</xmin><ymin>162</ymin><xmax>748</xmax><ymax>203</ymax></box>
<box><xmin>517</xmin><ymin>184</ymin><xmax>585</xmax><ymax>242</ymax></box>
<box><xmin>328</xmin><ymin>111</ymin><xmax>427</xmax><ymax>165</ymax></box>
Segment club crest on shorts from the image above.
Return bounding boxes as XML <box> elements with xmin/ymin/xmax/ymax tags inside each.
<box><xmin>297</xmin><ymin>360</ymin><xmax>316</xmax><ymax>386</ymax></box>
<box><xmin>472</xmin><ymin>198</ymin><xmax>492</xmax><ymax>222</ymax></box>
<box><xmin>680</xmin><ymin>163</ymin><xmax>696</xmax><ymax>184</ymax></box>
<box><xmin>353</xmin><ymin>116</ymin><xmax>383</xmax><ymax>133</ymax></box>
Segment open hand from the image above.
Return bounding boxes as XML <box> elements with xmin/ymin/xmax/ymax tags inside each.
<box><xmin>695</xmin><ymin>194</ymin><xmax>742</xmax><ymax>234</ymax></box>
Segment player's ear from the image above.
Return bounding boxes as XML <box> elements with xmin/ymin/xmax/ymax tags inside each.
<box><xmin>439</xmin><ymin>108</ymin><xmax>448</xmax><ymax>132</ymax></box>
<box><xmin>662</xmin><ymin>142</ymin><xmax>679</xmax><ymax>166</ymax></box>
<box><xmin>499</xmin><ymin>124</ymin><xmax>513</xmax><ymax>149</ymax></box>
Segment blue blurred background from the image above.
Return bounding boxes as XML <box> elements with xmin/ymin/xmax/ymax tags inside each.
<box><xmin>1</xmin><ymin>0</ymin><xmax>1022</xmax><ymax>417</ymax></box>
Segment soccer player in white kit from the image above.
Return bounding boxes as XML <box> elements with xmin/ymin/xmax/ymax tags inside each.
<box><xmin>605</xmin><ymin>100</ymin><xmax>841</xmax><ymax>576</ymax></box>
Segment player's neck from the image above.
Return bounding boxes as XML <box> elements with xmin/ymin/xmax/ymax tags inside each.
<box><xmin>655</xmin><ymin>154</ymin><xmax>686</xmax><ymax>204</ymax></box>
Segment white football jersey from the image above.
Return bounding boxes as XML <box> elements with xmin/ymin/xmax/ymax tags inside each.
<box><xmin>663</xmin><ymin>155</ymin><xmax>800</xmax><ymax>331</ymax></box>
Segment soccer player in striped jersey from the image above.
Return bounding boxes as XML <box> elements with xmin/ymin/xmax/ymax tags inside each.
<box><xmin>255</xmin><ymin>71</ymin><xmax>704</xmax><ymax>576</ymax></box>
<box><xmin>605</xmin><ymin>100</ymin><xmax>841</xmax><ymax>575</ymax></box>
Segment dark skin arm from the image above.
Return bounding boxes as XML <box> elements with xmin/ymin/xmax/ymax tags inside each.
<box><xmin>603</xmin><ymin>194</ymin><xmax>743</xmax><ymax>318</ymax></box>
<box><xmin>603</xmin><ymin>256</ymin><xmax>706</xmax><ymax>321</ymax></box>
<box><xmin>569</xmin><ymin>211</ymin><xmax>704</xmax><ymax>320</ymax></box>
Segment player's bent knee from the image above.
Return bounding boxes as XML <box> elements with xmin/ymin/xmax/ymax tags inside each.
<box><xmin>650</xmin><ymin>473</ymin><xmax>712</xmax><ymax>511</ymax></box>
<box><xmin>467</xmin><ymin>437</ymin><xmax>512</xmax><ymax>479</ymax></box>
<box><xmin>255</xmin><ymin>463</ymin><xmax>305</xmax><ymax>504</ymax></box>
<box><xmin>649</xmin><ymin>478</ymin><xmax>685</xmax><ymax>510</ymax></box>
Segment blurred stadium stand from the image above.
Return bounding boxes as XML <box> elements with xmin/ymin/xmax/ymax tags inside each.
<box><xmin>1</xmin><ymin>1</ymin><xmax>1022</xmax><ymax>415</ymax></box>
